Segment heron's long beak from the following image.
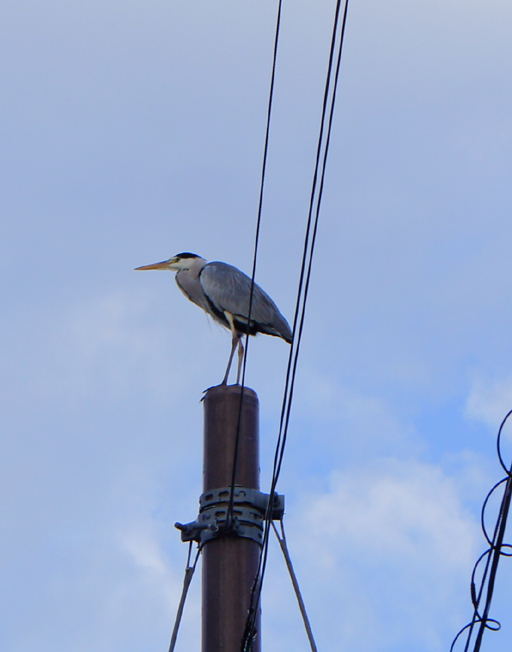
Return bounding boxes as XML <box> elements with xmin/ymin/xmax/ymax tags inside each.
<box><xmin>134</xmin><ymin>259</ymin><xmax>174</xmax><ymax>271</ymax></box>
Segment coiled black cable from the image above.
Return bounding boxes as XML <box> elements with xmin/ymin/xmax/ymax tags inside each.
<box><xmin>450</xmin><ymin>409</ymin><xmax>512</xmax><ymax>652</ymax></box>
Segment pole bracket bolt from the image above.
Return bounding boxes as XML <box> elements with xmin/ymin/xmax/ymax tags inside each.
<box><xmin>175</xmin><ymin>486</ymin><xmax>285</xmax><ymax>547</ymax></box>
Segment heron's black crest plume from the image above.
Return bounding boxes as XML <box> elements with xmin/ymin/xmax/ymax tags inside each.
<box><xmin>176</xmin><ymin>252</ymin><xmax>200</xmax><ymax>259</ymax></box>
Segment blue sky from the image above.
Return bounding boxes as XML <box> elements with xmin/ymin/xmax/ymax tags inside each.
<box><xmin>2</xmin><ymin>1</ymin><xmax>512</xmax><ymax>650</ymax></box>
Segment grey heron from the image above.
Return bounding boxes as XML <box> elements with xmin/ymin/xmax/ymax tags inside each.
<box><xmin>135</xmin><ymin>253</ymin><xmax>293</xmax><ymax>385</ymax></box>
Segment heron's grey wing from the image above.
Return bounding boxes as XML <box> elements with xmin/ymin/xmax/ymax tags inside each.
<box><xmin>199</xmin><ymin>262</ymin><xmax>292</xmax><ymax>342</ymax></box>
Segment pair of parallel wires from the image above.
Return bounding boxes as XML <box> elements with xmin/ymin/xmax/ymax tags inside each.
<box><xmin>238</xmin><ymin>0</ymin><xmax>351</xmax><ymax>648</ymax></box>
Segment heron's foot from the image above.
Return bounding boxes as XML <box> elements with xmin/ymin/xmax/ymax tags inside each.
<box><xmin>202</xmin><ymin>379</ymin><xmax>229</xmax><ymax>394</ymax></box>
<box><xmin>201</xmin><ymin>384</ymin><xmax>221</xmax><ymax>399</ymax></box>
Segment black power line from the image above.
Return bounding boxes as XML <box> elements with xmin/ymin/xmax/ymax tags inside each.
<box><xmin>226</xmin><ymin>0</ymin><xmax>284</xmax><ymax>527</ymax></box>
<box><xmin>242</xmin><ymin>0</ymin><xmax>351</xmax><ymax>648</ymax></box>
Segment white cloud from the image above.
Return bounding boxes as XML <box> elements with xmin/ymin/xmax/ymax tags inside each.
<box><xmin>120</xmin><ymin>524</ymin><xmax>170</xmax><ymax>576</ymax></box>
<box><xmin>466</xmin><ymin>375</ymin><xmax>512</xmax><ymax>430</ymax></box>
<box><xmin>263</xmin><ymin>458</ymin><xmax>478</xmax><ymax>652</ymax></box>
<box><xmin>2</xmin><ymin>0</ymin><xmax>512</xmax><ymax>649</ymax></box>
<box><xmin>305</xmin><ymin>459</ymin><xmax>475</xmax><ymax>565</ymax></box>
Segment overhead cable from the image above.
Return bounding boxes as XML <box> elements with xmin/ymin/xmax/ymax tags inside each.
<box><xmin>226</xmin><ymin>0</ymin><xmax>284</xmax><ymax>526</ymax></box>
<box><xmin>242</xmin><ymin>0</ymin><xmax>351</xmax><ymax>647</ymax></box>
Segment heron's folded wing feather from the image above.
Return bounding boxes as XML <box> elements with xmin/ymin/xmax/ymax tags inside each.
<box><xmin>199</xmin><ymin>262</ymin><xmax>292</xmax><ymax>341</ymax></box>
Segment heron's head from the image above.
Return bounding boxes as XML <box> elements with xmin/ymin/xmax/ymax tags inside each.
<box><xmin>135</xmin><ymin>252</ymin><xmax>206</xmax><ymax>272</ymax></box>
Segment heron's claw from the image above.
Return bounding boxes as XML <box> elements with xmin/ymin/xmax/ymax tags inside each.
<box><xmin>201</xmin><ymin>381</ymin><xmax>231</xmax><ymax>396</ymax></box>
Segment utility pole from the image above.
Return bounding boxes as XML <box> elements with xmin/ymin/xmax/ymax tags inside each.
<box><xmin>203</xmin><ymin>384</ymin><xmax>261</xmax><ymax>652</ymax></box>
<box><xmin>176</xmin><ymin>384</ymin><xmax>284</xmax><ymax>652</ymax></box>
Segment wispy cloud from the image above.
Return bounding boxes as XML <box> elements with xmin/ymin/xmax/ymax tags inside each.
<box><xmin>466</xmin><ymin>375</ymin><xmax>512</xmax><ymax>430</ymax></box>
<box><xmin>263</xmin><ymin>458</ymin><xmax>478</xmax><ymax>652</ymax></box>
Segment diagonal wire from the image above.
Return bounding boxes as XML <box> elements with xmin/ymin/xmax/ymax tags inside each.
<box><xmin>272</xmin><ymin>520</ymin><xmax>318</xmax><ymax>652</ymax></box>
<box><xmin>168</xmin><ymin>543</ymin><xmax>201</xmax><ymax>652</ymax></box>
<box><xmin>226</xmin><ymin>0</ymin><xmax>284</xmax><ymax>526</ymax></box>
<box><xmin>274</xmin><ymin>0</ymin><xmax>350</xmax><ymax>487</ymax></box>
<box><xmin>242</xmin><ymin>0</ymin><xmax>351</xmax><ymax>648</ymax></box>
<box><xmin>472</xmin><ymin>473</ymin><xmax>512</xmax><ymax>651</ymax></box>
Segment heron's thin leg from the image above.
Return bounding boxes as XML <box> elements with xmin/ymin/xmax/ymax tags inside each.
<box><xmin>222</xmin><ymin>312</ymin><xmax>246</xmax><ymax>386</ymax></box>
<box><xmin>236</xmin><ymin>338</ymin><xmax>244</xmax><ymax>385</ymax></box>
<box><xmin>221</xmin><ymin>336</ymin><xmax>238</xmax><ymax>385</ymax></box>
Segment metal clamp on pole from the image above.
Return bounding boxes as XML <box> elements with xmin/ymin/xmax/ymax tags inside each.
<box><xmin>175</xmin><ymin>486</ymin><xmax>285</xmax><ymax>547</ymax></box>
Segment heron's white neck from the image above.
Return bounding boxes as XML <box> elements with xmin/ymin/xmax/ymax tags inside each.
<box><xmin>175</xmin><ymin>256</ymin><xmax>207</xmax><ymax>278</ymax></box>
<box><xmin>174</xmin><ymin>258</ymin><xmax>209</xmax><ymax>311</ymax></box>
